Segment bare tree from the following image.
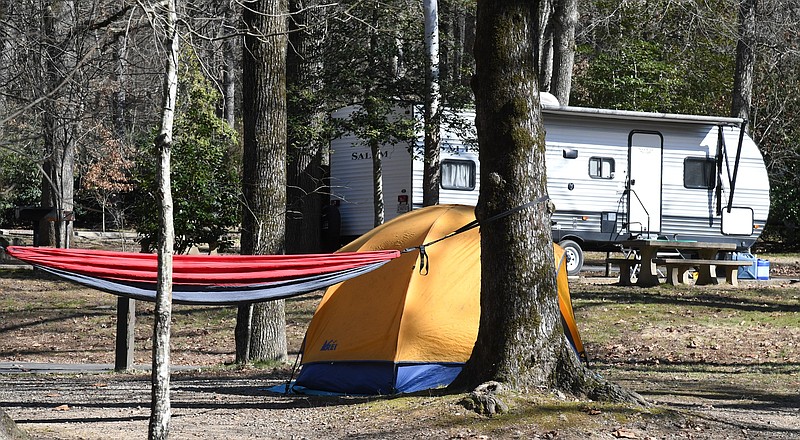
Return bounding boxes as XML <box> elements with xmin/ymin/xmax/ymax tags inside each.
<box><xmin>534</xmin><ymin>0</ymin><xmax>553</xmax><ymax>93</ymax></box>
<box><xmin>148</xmin><ymin>0</ymin><xmax>179</xmax><ymax>437</ymax></box>
<box><xmin>731</xmin><ymin>0</ymin><xmax>757</xmax><ymax>121</ymax></box>
<box><xmin>236</xmin><ymin>0</ymin><xmax>289</xmax><ymax>364</ymax></box>
<box><xmin>451</xmin><ymin>0</ymin><xmax>643</xmax><ymax>410</ymax></box>
<box><xmin>286</xmin><ymin>0</ymin><xmax>327</xmax><ymax>254</ymax></box>
<box><xmin>41</xmin><ymin>0</ymin><xmax>78</xmax><ymax>248</ymax></box>
<box><xmin>422</xmin><ymin>0</ymin><xmax>441</xmax><ymax>206</ymax></box>
<box><xmin>220</xmin><ymin>2</ymin><xmax>238</xmax><ymax>128</ymax></box>
<box><xmin>550</xmin><ymin>0</ymin><xmax>577</xmax><ymax>104</ymax></box>
<box><xmin>439</xmin><ymin>0</ymin><xmax>471</xmax><ymax>89</ymax></box>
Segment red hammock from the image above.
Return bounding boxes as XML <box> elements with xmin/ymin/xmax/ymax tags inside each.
<box><xmin>4</xmin><ymin>246</ymin><xmax>400</xmax><ymax>305</ymax></box>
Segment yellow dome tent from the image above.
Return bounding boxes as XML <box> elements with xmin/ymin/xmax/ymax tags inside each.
<box><xmin>296</xmin><ymin>204</ymin><xmax>584</xmax><ymax>394</ymax></box>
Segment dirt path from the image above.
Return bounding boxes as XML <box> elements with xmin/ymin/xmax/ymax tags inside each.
<box><xmin>1</xmin><ymin>248</ymin><xmax>799</xmax><ymax>439</ymax></box>
<box><xmin>1</xmin><ymin>364</ymin><xmax>798</xmax><ymax>439</ymax></box>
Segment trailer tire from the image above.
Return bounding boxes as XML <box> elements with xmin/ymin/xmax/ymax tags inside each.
<box><xmin>558</xmin><ymin>239</ymin><xmax>584</xmax><ymax>276</ymax></box>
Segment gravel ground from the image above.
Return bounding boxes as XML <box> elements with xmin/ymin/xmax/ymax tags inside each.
<box><xmin>1</xmin><ymin>233</ymin><xmax>799</xmax><ymax>439</ymax></box>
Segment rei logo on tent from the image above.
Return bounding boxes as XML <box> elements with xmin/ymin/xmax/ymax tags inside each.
<box><xmin>320</xmin><ymin>340</ymin><xmax>338</xmax><ymax>351</ymax></box>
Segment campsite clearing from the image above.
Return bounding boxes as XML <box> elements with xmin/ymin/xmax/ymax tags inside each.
<box><xmin>0</xmin><ymin>250</ymin><xmax>799</xmax><ymax>439</ymax></box>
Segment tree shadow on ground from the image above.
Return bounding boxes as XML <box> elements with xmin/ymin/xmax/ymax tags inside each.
<box><xmin>572</xmin><ymin>286</ymin><xmax>800</xmax><ymax>314</ymax></box>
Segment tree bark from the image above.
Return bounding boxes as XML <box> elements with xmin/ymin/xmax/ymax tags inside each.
<box><xmin>458</xmin><ymin>0</ymin><xmax>562</xmax><ymax>391</ymax></box>
<box><xmin>111</xmin><ymin>31</ymin><xmax>128</xmax><ymax>140</ymax></box>
<box><xmin>365</xmin><ymin>6</ymin><xmax>385</xmax><ymax>228</ymax></box>
<box><xmin>237</xmin><ymin>0</ymin><xmax>289</xmax><ymax>364</ymax></box>
<box><xmin>534</xmin><ymin>0</ymin><xmax>553</xmax><ymax>93</ymax></box>
<box><xmin>549</xmin><ymin>0</ymin><xmax>576</xmax><ymax>105</ymax></box>
<box><xmin>41</xmin><ymin>0</ymin><xmax>77</xmax><ymax>249</ymax></box>
<box><xmin>452</xmin><ymin>6</ymin><xmax>467</xmax><ymax>86</ymax></box>
<box><xmin>369</xmin><ymin>136</ymin><xmax>385</xmax><ymax>227</ymax></box>
<box><xmin>221</xmin><ymin>3</ymin><xmax>237</xmax><ymax>128</ymax></box>
<box><xmin>149</xmin><ymin>0</ymin><xmax>179</xmax><ymax>437</ymax></box>
<box><xmin>422</xmin><ymin>0</ymin><xmax>441</xmax><ymax>207</ymax></box>
<box><xmin>451</xmin><ymin>0</ymin><xmax>643</xmax><ymax>405</ymax></box>
<box><xmin>731</xmin><ymin>0</ymin><xmax>757</xmax><ymax>122</ymax></box>
<box><xmin>286</xmin><ymin>0</ymin><xmax>325</xmax><ymax>254</ymax></box>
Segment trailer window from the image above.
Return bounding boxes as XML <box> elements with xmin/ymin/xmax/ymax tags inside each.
<box><xmin>684</xmin><ymin>157</ymin><xmax>716</xmax><ymax>189</ymax></box>
<box><xmin>441</xmin><ymin>159</ymin><xmax>476</xmax><ymax>191</ymax></box>
<box><xmin>588</xmin><ymin>157</ymin><xmax>615</xmax><ymax>179</ymax></box>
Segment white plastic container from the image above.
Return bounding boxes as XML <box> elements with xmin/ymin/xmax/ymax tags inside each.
<box><xmin>756</xmin><ymin>259</ymin><xmax>770</xmax><ymax>280</ymax></box>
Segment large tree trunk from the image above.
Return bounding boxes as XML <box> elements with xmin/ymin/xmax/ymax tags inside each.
<box><xmin>237</xmin><ymin>0</ymin><xmax>289</xmax><ymax>364</ymax></box>
<box><xmin>41</xmin><ymin>0</ymin><xmax>77</xmax><ymax>248</ymax></box>
<box><xmin>286</xmin><ymin>0</ymin><xmax>325</xmax><ymax>254</ymax></box>
<box><xmin>451</xmin><ymin>0</ymin><xmax>643</xmax><ymax>406</ymax></box>
<box><xmin>422</xmin><ymin>0</ymin><xmax>441</xmax><ymax>207</ymax></box>
<box><xmin>731</xmin><ymin>0</ymin><xmax>757</xmax><ymax>121</ymax></box>
<box><xmin>459</xmin><ymin>0</ymin><xmax>563</xmax><ymax>391</ymax></box>
<box><xmin>149</xmin><ymin>0</ymin><xmax>179</xmax><ymax>437</ymax></box>
<box><xmin>549</xmin><ymin>0</ymin><xmax>576</xmax><ymax>105</ymax></box>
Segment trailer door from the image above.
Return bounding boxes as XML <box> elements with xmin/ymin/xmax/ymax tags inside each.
<box><xmin>627</xmin><ymin>131</ymin><xmax>663</xmax><ymax>235</ymax></box>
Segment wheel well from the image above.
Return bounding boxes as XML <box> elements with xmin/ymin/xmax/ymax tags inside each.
<box><xmin>557</xmin><ymin>236</ymin><xmax>584</xmax><ymax>248</ymax></box>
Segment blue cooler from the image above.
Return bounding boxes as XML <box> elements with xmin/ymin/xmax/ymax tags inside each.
<box><xmin>731</xmin><ymin>252</ymin><xmax>757</xmax><ymax>279</ymax></box>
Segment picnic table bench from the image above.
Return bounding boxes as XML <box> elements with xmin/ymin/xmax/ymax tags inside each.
<box><xmin>653</xmin><ymin>258</ymin><xmax>753</xmax><ymax>287</ymax></box>
<box><xmin>613</xmin><ymin>239</ymin><xmax>740</xmax><ymax>287</ymax></box>
<box><xmin>606</xmin><ymin>258</ymin><xmax>640</xmax><ymax>286</ymax></box>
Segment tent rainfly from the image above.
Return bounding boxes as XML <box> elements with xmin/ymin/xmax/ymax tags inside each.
<box><xmin>295</xmin><ymin>204</ymin><xmax>585</xmax><ymax>395</ymax></box>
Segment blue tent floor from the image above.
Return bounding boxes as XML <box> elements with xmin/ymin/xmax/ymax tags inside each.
<box><xmin>264</xmin><ymin>381</ymin><xmax>364</xmax><ymax>396</ymax></box>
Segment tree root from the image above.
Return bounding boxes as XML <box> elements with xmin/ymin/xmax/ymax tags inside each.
<box><xmin>459</xmin><ymin>381</ymin><xmax>509</xmax><ymax>416</ymax></box>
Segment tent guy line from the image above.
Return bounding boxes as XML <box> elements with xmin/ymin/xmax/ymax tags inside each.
<box><xmin>402</xmin><ymin>195</ymin><xmax>551</xmax><ymax>275</ymax></box>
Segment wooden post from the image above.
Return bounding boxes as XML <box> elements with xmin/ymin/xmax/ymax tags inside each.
<box><xmin>114</xmin><ymin>297</ymin><xmax>135</xmax><ymax>371</ymax></box>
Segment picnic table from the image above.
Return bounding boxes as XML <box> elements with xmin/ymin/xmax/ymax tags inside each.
<box><xmin>611</xmin><ymin>239</ymin><xmax>746</xmax><ymax>287</ymax></box>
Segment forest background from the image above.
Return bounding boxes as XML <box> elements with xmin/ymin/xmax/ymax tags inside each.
<box><xmin>1</xmin><ymin>0</ymin><xmax>798</xmax><ymax>249</ymax></box>
<box><xmin>2</xmin><ymin>2</ymin><xmax>800</xmax><ymax>436</ymax></box>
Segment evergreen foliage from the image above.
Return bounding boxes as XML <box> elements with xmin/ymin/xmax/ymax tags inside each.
<box><xmin>0</xmin><ymin>149</ymin><xmax>41</xmax><ymax>226</ymax></box>
<box><xmin>753</xmin><ymin>59</ymin><xmax>800</xmax><ymax>246</ymax></box>
<box><xmin>572</xmin><ymin>0</ymin><xmax>735</xmax><ymax>116</ymax></box>
<box><xmin>1</xmin><ymin>0</ymin><xmax>800</xmax><ymax>247</ymax></box>
<box><xmin>131</xmin><ymin>55</ymin><xmax>240</xmax><ymax>254</ymax></box>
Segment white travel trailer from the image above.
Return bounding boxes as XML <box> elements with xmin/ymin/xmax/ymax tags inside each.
<box><xmin>328</xmin><ymin>96</ymin><xmax>771</xmax><ymax>275</ymax></box>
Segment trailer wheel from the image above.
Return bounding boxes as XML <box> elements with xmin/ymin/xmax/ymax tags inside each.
<box><xmin>558</xmin><ymin>239</ymin><xmax>584</xmax><ymax>276</ymax></box>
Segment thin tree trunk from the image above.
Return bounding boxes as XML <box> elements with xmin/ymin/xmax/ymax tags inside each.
<box><xmin>0</xmin><ymin>1</ymin><xmax>8</xmax><ymax>114</ymax></box>
<box><xmin>286</xmin><ymin>0</ymin><xmax>325</xmax><ymax>254</ymax></box>
<box><xmin>452</xmin><ymin>8</ymin><xmax>466</xmax><ymax>86</ymax></box>
<box><xmin>550</xmin><ymin>0</ymin><xmax>576</xmax><ymax>105</ymax></box>
<box><xmin>148</xmin><ymin>0</ymin><xmax>179</xmax><ymax>437</ymax></box>
<box><xmin>534</xmin><ymin>0</ymin><xmax>553</xmax><ymax>93</ymax></box>
<box><xmin>222</xmin><ymin>3</ymin><xmax>237</xmax><ymax>128</ymax></box>
<box><xmin>369</xmin><ymin>137</ymin><xmax>384</xmax><ymax>227</ymax></box>
<box><xmin>112</xmin><ymin>32</ymin><xmax>128</xmax><ymax>140</ymax></box>
<box><xmin>366</xmin><ymin>6</ymin><xmax>385</xmax><ymax>227</ymax></box>
<box><xmin>731</xmin><ymin>0</ymin><xmax>757</xmax><ymax>122</ymax></box>
<box><xmin>237</xmin><ymin>0</ymin><xmax>289</xmax><ymax>364</ymax></box>
<box><xmin>463</xmin><ymin>9</ymin><xmax>476</xmax><ymax>89</ymax></box>
<box><xmin>422</xmin><ymin>0</ymin><xmax>441</xmax><ymax>207</ymax></box>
